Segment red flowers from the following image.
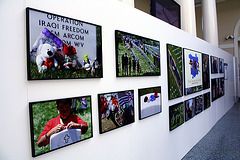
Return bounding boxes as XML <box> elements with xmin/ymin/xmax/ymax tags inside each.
<box><xmin>63</xmin><ymin>43</ymin><xmax>77</xmax><ymax>56</ymax></box>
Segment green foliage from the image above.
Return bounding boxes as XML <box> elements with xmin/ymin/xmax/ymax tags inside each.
<box><xmin>31</xmin><ymin>97</ymin><xmax>92</xmax><ymax>156</ymax></box>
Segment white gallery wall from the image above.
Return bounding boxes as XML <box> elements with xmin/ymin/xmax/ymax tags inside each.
<box><xmin>0</xmin><ymin>0</ymin><xmax>236</xmax><ymax>160</ymax></box>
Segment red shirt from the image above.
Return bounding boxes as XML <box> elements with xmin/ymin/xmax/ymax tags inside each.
<box><xmin>38</xmin><ymin>114</ymin><xmax>87</xmax><ymax>145</ymax></box>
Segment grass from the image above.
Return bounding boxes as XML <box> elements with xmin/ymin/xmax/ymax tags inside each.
<box><xmin>31</xmin><ymin>97</ymin><xmax>92</xmax><ymax>156</ymax></box>
<box><xmin>117</xmin><ymin>43</ymin><xmax>159</xmax><ymax>76</ymax></box>
<box><xmin>29</xmin><ymin>61</ymin><xmax>102</xmax><ymax>80</ymax></box>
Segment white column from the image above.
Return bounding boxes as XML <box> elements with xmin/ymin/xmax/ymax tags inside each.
<box><xmin>175</xmin><ymin>0</ymin><xmax>196</xmax><ymax>36</ymax></box>
<box><xmin>118</xmin><ymin>0</ymin><xmax>134</xmax><ymax>7</ymax></box>
<box><xmin>202</xmin><ymin>0</ymin><xmax>219</xmax><ymax>46</ymax></box>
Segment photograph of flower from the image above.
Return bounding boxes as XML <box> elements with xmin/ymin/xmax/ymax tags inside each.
<box><xmin>27</xmin><ymin>8</ymin><xmax>102</xmax><ymax>80</ymax></box>
<box><xmin>115</xmin><ymin>30</ymin><xmax>160</xmax><ymax>77</ymax></box>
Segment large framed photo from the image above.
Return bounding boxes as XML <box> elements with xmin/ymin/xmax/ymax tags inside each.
<box><xmin>202</xmin><ymin>53</ymin><xmax>210</xmax><ymax>89</ymax></box>
<box><xmin>184</xmin><ymin>98</ymin><xmax>195</xmax><ymax>122</ymax></box>
<box><xmin>169</xmin><ymin>102</ymin><xmax>184</xmax><ymax>131</ymax></box>
<box><xmin>167</xmin><ymin>44</ymin><xmax>183</xmax><ymax>100</ymax></box>
<box><xmin>138</xmin><ymin>86</ymin><xmax>161</xmax><ymax>120</ymax></box>
<box><xmin>211</xmin><ymin>56</ymin><xmax>218</xmax><ymax>74</ymax></box>
<box><xmin>115</xmin><ymin>30</ymin><xmax>160</xmax><ymax>77</ymax></box>
<box><xmin>29</xmin><ymin>96</ymin><xmax>93</xmax><ymax>157</ymax></box>
<box><xmin>27</xmin><ymin>8</ymin><xmax>102</xmax><ymax>80</ymax></box>
<box><xmin>183</xmin><ymin>48</ymin><xmax>203</xmax><ymax>95</ymax></box>
<box><xmin>98</xmin><ymin>90</ymin><xmax>134</xmax><ymax>134</ymax></box>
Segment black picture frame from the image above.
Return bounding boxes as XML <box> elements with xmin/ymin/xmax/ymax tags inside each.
<box><xmin>26</xmin><ymin>8</ymin><xmax>103</xmax><ymax>80</ymax></box>
<box><xmin>183</xmin><ymin>48</ymin><xmax>203</xmax><ymax>95</ymax></box>
<box><xmin>219</xmin><ymin>58</ymin><xmax>224</xmax><ymax>73</ymax></box>
<box><xmin>203</xmin><ymin>92</ymin><xmax>211</xmax><ymax>110</ymax></box>
<box><xmin>29</xmin><ymin>96</ymin><xmax>93</xmax><ymax>157</ymax></box>
<box><xmin>150</xmin><ymin>0</ymin><xmax>181</xmax><ymax>29</ymax></box>
<box><xmin>98</xmin><ymin>90</ymin><xmax>134</xmax><ymax>134</ymax></box>
<box><xmin>195</xmin><ymin>95</ymin><xmax>203</xmax><ymax>115</ymax></box>
<box><xmin>211</xmin><ymin>78</ymin><xmax>219</xmax><ymax>102</ymax></box>
<box><xmin>202</xmin><ymin>53</ymin><xmax>210</xmax><ymax>89</ymax></box>
<box><xmin>211</xmin><ymin>56</ymin><xmax>219</xmax><ymax>74</ymax></box>
<box><xmin>167</xmin><ymin>44</ymin><xmax>183</xmax><ymax>100</ymax></box>
<box><xmin>219</xmin><ymin>77</ymin><xmax>225</xmax><ymax>97</ymax></box>
<box><xmin>184</xmin><ymin>98</ymin><xmax>195</xmax><ymax>122</ymax></box>
<box><xmin>169</xmin><ymin>102</ymin><xmax>184</xmax><ymax>131</ymax></box>
<box><xmin>138</xmin><ymin>86</ymin><xmax>162</xmax><ymax>120</ymax></box>
<box><xmin>115</xmin><ymin>30</ymin><xmax>160</xmax><ymax>77</ymax></box>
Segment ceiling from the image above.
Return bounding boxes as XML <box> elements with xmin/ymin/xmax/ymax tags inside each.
<box><xmin>195</xmin><ymin>0</ymin><xmax>227</xmax><ymax>6</ymax></box>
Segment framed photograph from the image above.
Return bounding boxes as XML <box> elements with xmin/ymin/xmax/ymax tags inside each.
<box><xmin>169</xmin><ymin>102</ymin><xmax>184</xmax><ymax>131</ymax></box>
<box><xmin>211</xmin><ymin>56</ymin><xmax>218</xmax><ymax>74</ymax></box>
<box><xmin>115</xmin><ymin>30</ymin><xmax>160</xmax><ymax>77</ymax></box>
<box><xmin>195</xmin><ymin>95</ymin><xmax>203</xmax><ymax>115</ymax></box>
<box><xmin>224</xmin><ymin>63</ymin><xmax>228</xmax><ymax>80</ymax></box>
<box><xmin>26</xmin><ymin>8</ymin><xmax>102</xmax><ymax>80</ymax></box>
<box><xmin>203</xmin><ymin>92</ymin><xmax>211</xmax><ymax>110</ymax></box>
<box><xmin>202</xmin><ymin>53</ymin><xmax>210</xmax><ymax>89</ymax></box>
<box><xmin>98</xmin><ymin>90</ymin><xmax>134</xmax><ymax>134</ymax></box>
<box><xmin>184</xmin><ymin>98</ymin><xmax>195</xmax><ymax>122</ymax></box>
<box><xmin>211</xmin><ymin>78</ymin><xmax>219</xmax><ymax>102</ymax></box>
<box><xmin>219</xmin><ymin>77</ymin><xmax>224</xmax><ymax>97</ymax></box>
<box><xmin>167</xmin><ymin>44</ymin><xmax>183</xmax><ymax>100</ymax></box>
<box><xmin>29</xmin><ymin>96</ymin><xmax>93</xmax><ymax>157</ymax></box>
<box><xmin>219</xmin><ymin>58</ymin><xmax>224</xmax><ymax>73</ymax></box>
<box><xmin>138</xmin><ymin>86</ymin><xmax>161</xmax><ymax>120</ymax></box>
<box><xmin>150</xmin><ymin>0</ymin><xmax>181</xmax><ymax>29</ymax></box>
<box><xmin>183</xmin><ymin>48</ymin><xmax>203</xmax><ymax>95</ymax></box>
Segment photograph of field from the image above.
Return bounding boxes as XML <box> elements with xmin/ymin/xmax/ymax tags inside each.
<box><xmin>29</xmin><ymin>96</ymin><xmax>92</xmax><ymax>157</ymax></box>
<box><xmin>167</xmin><ymin>44</ymin><xmax>183</xmax><ymax>100</ymax></box>
<box><xmin>115</xmin><ymin>30</ymin><xmax>160</xmax><ymax>77</ymax></box>
<box><xmin>169</xmin><ymin>102</ymin><xmax>184</xmax><ymax>131</ymax></box>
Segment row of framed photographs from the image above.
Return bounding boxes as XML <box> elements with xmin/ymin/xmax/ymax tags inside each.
<box><xmin>167</xmin><ymin>44</ymin><xmax>225</xmax><ymax>100</ymax></box>
<box><xmin>29</xmin><ymin>87</ymin><xmax>162</xmax><ymax>157</ymax></box>
<box><xmin>169</xmin><ymin>92</ymin><xmax>211</xmax><ymax>131</ymax></box>
<box><xmin>27</xmin><ymin>7</ymin><xmax>161</xmax><ymax>80</ymax></box>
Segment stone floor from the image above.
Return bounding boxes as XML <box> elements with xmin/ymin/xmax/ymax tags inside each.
<box><xmin>182</xmin><ymin>102</ymin><xmax>240</xmax><ymax>160</ymax></box>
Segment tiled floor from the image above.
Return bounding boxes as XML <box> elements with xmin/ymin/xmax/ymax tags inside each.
<box><xmin>182</xmin><ymin>102</ymin><xmax>240</xmax><ymax>160</ymax></box>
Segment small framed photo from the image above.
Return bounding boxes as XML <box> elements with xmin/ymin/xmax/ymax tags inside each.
<box><xmin>219</xmin><ymin>58</ymin><xmax>224</xmax><ymax>73</ymax></box>
<box><xmin>27</xmin><ymin>8</ymin><xmax>103</xmax><ymax>80</ymax></box>
<box><xmin>211</xmin><ymin>56</ymin><xmax>219</xmax><ymax>74</ymax></box>
<box><xmin>167</xmin><ymin>44</ymin><xmax>183</xmax><ymax>100</ymax></box>
<box><xmin>115</xmin><ymin>30</ymin><xmax>160</xmax><ymax>77</ymax></box>
<box><xmin>183</xmin><ymin>48</ymin><xmax>203</xmax><ymax>95</ymax></box>
<box><xmin>29</xmin><ymin>96</ymin><xmax>93</xmax><ymax>157</ymax></box>
<box><xmin>169</xmin><ymin>102</ymin><xmax>184</xmax><ymax>131</ymax></box>
<box><xmin>98</xmin><ymin>90</ymin><xmax>134</xmax><ymax>134</ymax></box>
<box><xmin>211</xmin><ymin>78</ymin><xmax>219</xmax><ymax>102</ymax></box>
<box><xmin>184</xmin><ymin>98</ymin><xmax>195</xmax><ymax>122</ymax></box>
<box><xmin>202</xmin><ymin>53</ymin><xmax>210</xmax><ymax>89</ymax></box>
<box><xmin>203</xmin><ymin>92</ymin><xmax>211</xmax><ymax>110</ymax></box>
<box><xmin>138</xmin><ymin>86</ymin><xmax>161</xmax><ymax>120</ymax></box>
<box><xmin>195</xmin><ymin>95</ymin><xmax>203</xmax><ymax>115</ymax></box>
<box><xmin>219</xmin><ymin>77</ymin><xmax>224</xmax><ymax>97</ymax></box>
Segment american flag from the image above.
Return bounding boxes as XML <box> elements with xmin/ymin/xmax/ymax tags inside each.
<box><xmin>118</xmin><ymin>91</ymin><xmax>133</xmax><ymax>106</ymax></box>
